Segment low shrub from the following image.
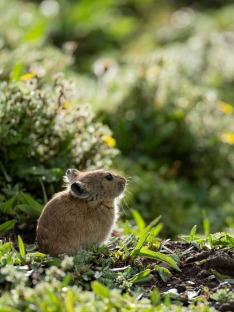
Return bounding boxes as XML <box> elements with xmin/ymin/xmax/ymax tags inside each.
<box><xmin>0</xmin><ymin>74</ymin><xmax>118</xmax><ymax>200</ymax></box>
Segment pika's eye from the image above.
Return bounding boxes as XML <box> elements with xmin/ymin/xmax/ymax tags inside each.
<box><xmin>105</xmin><ymin>174</ymin><xmax>113</xmax><ymax>181</ymax></box>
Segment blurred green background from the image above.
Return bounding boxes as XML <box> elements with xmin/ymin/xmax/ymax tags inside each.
<box><xmin>0</xmin><ymin>0</ymin><xmax>234</xmax><ymax>237</ymax></box>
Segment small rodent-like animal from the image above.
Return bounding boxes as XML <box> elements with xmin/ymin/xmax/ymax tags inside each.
<box><xmin>36</xmin><ymin>169</ymin><xmax>126</xmax><ymax>257</ymax></box>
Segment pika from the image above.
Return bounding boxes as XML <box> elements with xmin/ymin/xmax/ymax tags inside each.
<box><xmin>36</xmin><ymin>169</ymin><xmax>126</xmax><ymax>257</ymax></box>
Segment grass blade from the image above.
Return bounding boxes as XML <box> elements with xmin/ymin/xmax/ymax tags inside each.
<box><xmin>17</xmin><ymin>204</ymin><xmax>41</xmax><ymax>219</ymax></box>
<box><xmin>0</xmin><ymin>242</ymin><xmax>13</xmax><ymax>254</ymax></box>
<box><xmin>1</xmin><ymin>195</ymin><xmax>17</xmax><ymax>215</ymax></box>
<box><xmin>18</xmin><ymin>235</ymin><xmax>26</xmax><ymax>263</ymax></box>
<box><xmin>65</xmin><ymin>289</ymin><xmax>74</xmax><ymax>312</ymax></box>
<box><xmin>130</xmin><ymin>231</ymin><xmax>149</xmax><ymax>258</ymax></box>
<box><xmin>189</xmin><ymin>225</ymin><xmax>197</xmax><ymax>242</ymax></box>
<box><xmin>0</xmin><ymin>220</ymin><xmax>15</xmax><ymax>236</ymax></box>
<box><xmin>138</xmin><ymin>248</ymin><xmax>181</xmax><ymax>271</ymax></box>
<box><xmin>131</xmin><ymin>209</ymin><xmax>145</xmax><ymax>233</ymax></box>
<box><xmin>145</xmin><ymin>215</ymin><xmax>162</xmax><ymax>232</ymax></box>
<box><xmin>20</xmin><ymin>193</ymin><xmax>43</xmax><ymax>218</ymax></box>
<box><xmin>202</xmin><ymin>211</ymin><xmax>210</xmax><ymax>236</ymax></box>
<box><xmin>10</xmin><ymin>62</ymin><xmax>23</xmax><ymax>82</ymax></box>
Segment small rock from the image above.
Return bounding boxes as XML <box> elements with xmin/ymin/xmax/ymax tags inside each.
<box><xmin>186</xmin><ymin>281</ymin><xmax>195</xmax><ymax>286</ymax></box>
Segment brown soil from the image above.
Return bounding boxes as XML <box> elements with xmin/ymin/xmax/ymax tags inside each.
<box><xmin>140</xmin><ymin>240</ymin><xmax>234</xmax><ymax>311</ymax></box>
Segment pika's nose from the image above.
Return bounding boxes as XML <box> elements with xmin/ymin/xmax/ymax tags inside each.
<box><xmin>118</xmin><ymin>180</ymin><xmax>126</xmax><ymax>191</ymax></box>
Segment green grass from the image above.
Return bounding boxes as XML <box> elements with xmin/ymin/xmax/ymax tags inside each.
<box><xmin>0</xmin><ymin>211</ymin><xmax>233</xmax><ymax>311</ymax></box>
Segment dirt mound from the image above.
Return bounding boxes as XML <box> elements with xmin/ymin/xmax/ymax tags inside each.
<box><xmin>142</xmin><ymin>241</ymin><xmax>234</xmax><ymax>311</ymax></box>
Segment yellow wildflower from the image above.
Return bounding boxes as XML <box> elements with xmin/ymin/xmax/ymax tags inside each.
<box><xmin>20</xmin><ymin>72</ymin><xmax>37</xmax><ymax>80</ymax></box>
<box><xmin>64</xmin><ymin>101</ymin><xmax>71</xmax><ymax>109</ymax></box>
<box><xmin>218</xmin><ymin>101</ymin><xmax>233</xmax><ymax>115</ymax></box>
<box><xmin>220</xmin><ymin>132</ymin><xmax>234</xmax><ymax>145</ymax></box>
<box><xmin>103</xmin><ymin>135</ymin><xmax>116</xmax><ymax>147</ymax></box>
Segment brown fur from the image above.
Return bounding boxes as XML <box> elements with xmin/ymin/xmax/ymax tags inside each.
<box><xmin>36</xmin><ymin>169</ymin><xmax>126</xmax><ymax>257</ymax></box>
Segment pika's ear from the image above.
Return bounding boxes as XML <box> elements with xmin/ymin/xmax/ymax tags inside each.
<box><xmin>66</xmin><ymin>169</ymin><xmax>80</xmax><ymax>180</ymax></box>
<box><xmin>70</xmin><ymin>181</ymin><xmax>89</xmax><ymax>199</ymax></box>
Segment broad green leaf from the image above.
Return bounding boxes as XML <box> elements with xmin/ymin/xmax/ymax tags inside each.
<box><xmin>0</xmin><ymin>220</ymin><xmax>15</xmax><ymax>236</ymax></box>
<box><xmin>1</xmin><ymin>195</ymin><xmax>17</xmax><ymax>215</ymax></box>
<box><xmin>130</xmin><ymin>231</ymin><xmax>149</xmax><ymax>258</ymax></box>
<box><xmin>131</xmin><ymin>209</ymin><xmax>145</xmax><ymax>233</ymax></box>
<box><xmin>20</xmin><ymin>193</ymin><xmax>43</xmax><ymax>217</ymax></box>
<box><xmin>129</xmin><ymin>269</ymin><xmax>151</xmax><ymax>283</ymax></box>
<box><xmin>0</xmin><ymin>242</ymin><xmax>13</xmax><ymax>254</ymax></box>
<box><xmin>155</xmin><ymin>265</ymin><xmax>172</xmax><ymax>282</ymax></box>
<box><xmin>189</xmin><ymin>225</ymin><xmax>197</xmax><ymax>242</ymax></box>
<box><xmin>138</xmin><ymin>248</ymin><xmax>181</xmax><ymax>271</ymax></box>
<box><xmin>17</xmin><ymin>204</ymin><xmax>41</xmax><ymax>219</ymax></box>
<box><xmin>18</xmin><ymin>235</ymin><xmax>26</xmax><ymax>260</ymax></box>
<box><xmin>91</xmin><ymin>281</ymin><xmax>110</xmax><ymax>299</ymax></box>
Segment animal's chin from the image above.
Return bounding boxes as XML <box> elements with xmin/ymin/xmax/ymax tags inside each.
<box><xmin>116</xmin><ymin>192</ymin><xmax>125</xmax><ymax>200</ymax></box>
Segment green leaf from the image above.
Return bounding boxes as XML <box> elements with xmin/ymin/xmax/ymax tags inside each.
<box><xmin>18</xmin><ymin>235</ymin><xmax>26</xmax><ymax>261</ymax></box>
<box><xmin>20</xmin><ymin>193</ymin><xmax>43</xmax><ymax>218</ymax></box>
<box><xmin>65</xmin><ymin>289</ymin><xmax>74</xmax><ymax>312</ymax></box>
<box><xmin>155</xmin><ymin>265</ymin><xmax>172</xmax><ymax>282</ymax></box>
<box><xmin>39</xmin><ymin>177</ymin><xmax>48</xmax><ymax>204</ymax></box>
<box><xmin>138</xmin><ymin>248</ymin><xmax>181</xmax><ymax>271</ymax></box>
<box><xmin>23</xmin><ymin>23</ymin><xmax>46</xmax><ymax>42</ymax></box>
<box><xmin>129</xmin><ymin>269</ymin><xmax>151</xmax><ymax>283</ymax></box>
<box><xmin>62</xmin><ymin>274</ymin><xmax>71</xmax><ymax>287</ymax></box>
<box><xmin>226</xmin><ymin>233</ymin><xmax>234</xmax><ymax>248</ymax></box>
<box><xmin>44</xmin><ymin>259</ymin><xmax>61</xmax><ymax>266</ymax></box>
<box><xmin>0</xmin><ymin>242</ymin><xmax>13</xmax><ymax>254</ymax></box>
<box><xmin>0</xmin><ymin>307</ymin><xmax>21</xmax><ymax>312</ymax></box>
<box><xmin>17</xmin><ymin>204</ymin><xmax>41</xmax><ymax>219</ymax></box>
<box><xmin>189</xmin><ymin>225</ymin><xmax>197</xmax><ymax>242</ymax></box>
<box><xmin>211</xmin><ymin>269</ymin><xmax>234</xmax><ymax>284</ymax></box>
<box><xmin>91</xmin><ymin>281</ymin><xmax>110</xmax><ymax>299</ymax></box>
<box><xmin>131</xmin><ymin>209</ymin><xmax>145</xmax><ymax>233</ymax></box>
<box><xmin>0</xmin><ymin>220</ymin><xmax>15</xmax><ymax>236</ymax></box>
<box><xmin>1</xmin><ymin>195</ymin><xmax>17</xmax><ymax>215</ymax></box>
<box><xmin>130</xmin><ymin>231</ymin><xmax>149</xmax><ymax>258</ymax></box>
<box><xmin>28</xmin><ymin>252</ymin><xmax>47</xmax><ymax>259</ymax></box>
<box><xmin>10</xmin><ymin>62</ymin><xmax>23</xmax><ymax>82</ymax></box>
<box><xmin>151</xmin><ymin>289</ymin><xmax>160</xmax><ymax>305</ymax></box>
<box><xmin>203</xmin><ymin>211</ymin><xmax>210</xmax><ymax>236</ymax></box>
<box><xmin>145</xmin><ymin>215</ymin><xmax>162</xmax><ymax>232</ymax></box>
